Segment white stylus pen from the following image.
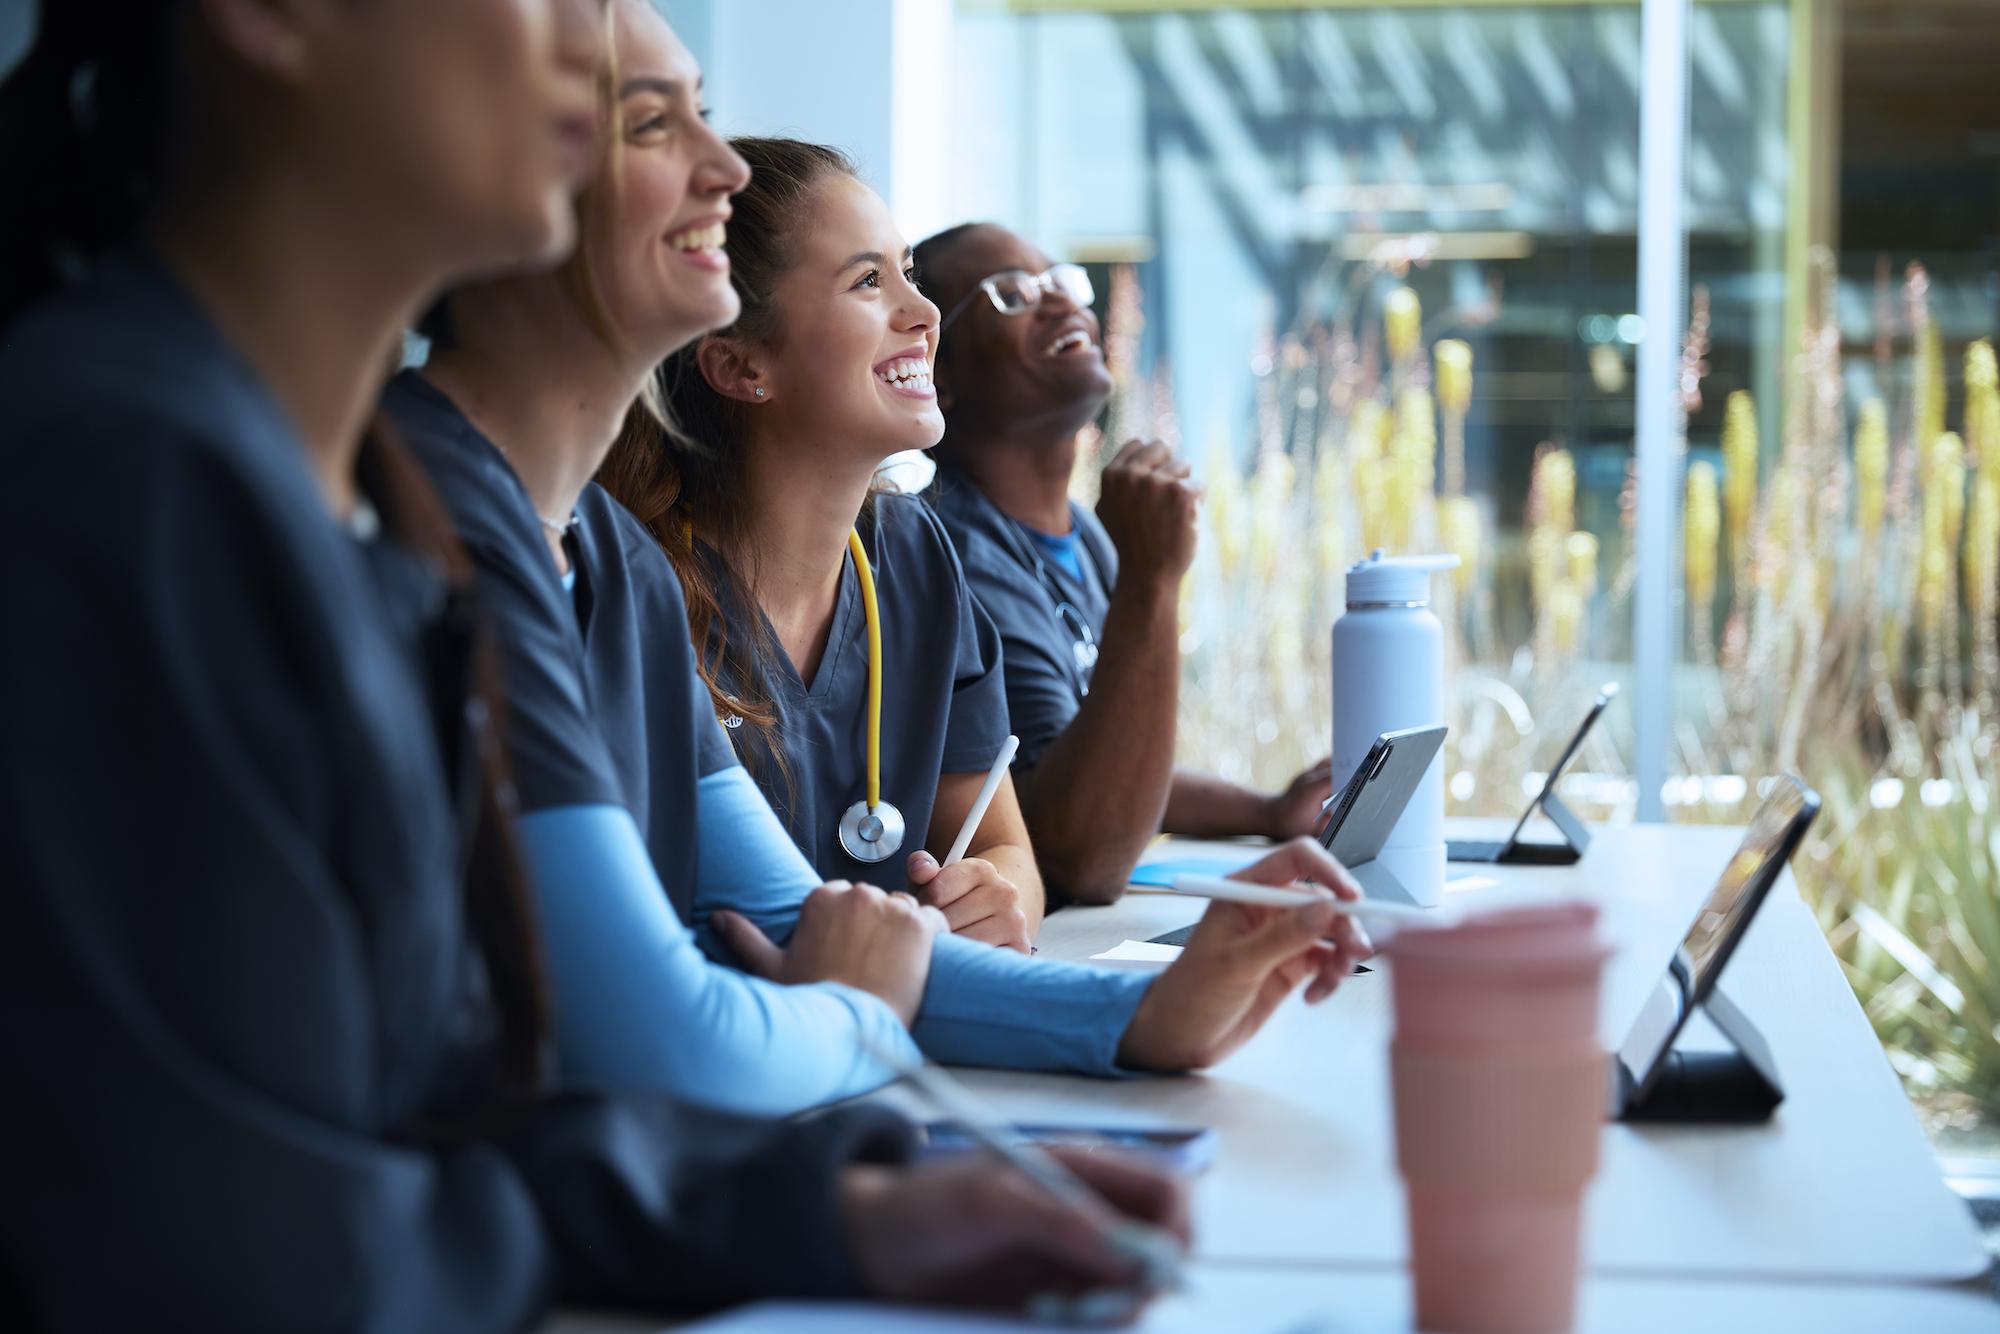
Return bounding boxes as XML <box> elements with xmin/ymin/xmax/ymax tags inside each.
<box><xmin>941</xmin><ymin>734</ymin><xmax>1021</xmax><ymax>866</ymax></box>
<box><xmin>1168</xmin><ymin>872</ymin><xmax>1438</xmax><ymax>924</ymax></box>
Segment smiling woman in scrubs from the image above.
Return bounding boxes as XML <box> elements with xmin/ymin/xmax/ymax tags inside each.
<box><xmin>395</xmin><ymin>7</ymin><xmax>1368</xmax><ymax>1091</ymax></box>
<box><xmin>392</xmin><ymin>0</ymin><xmax>943</xmax><ymax>1117</ymax></box>
<box><xmin>0</xmin><ymin>0</ymin><xmax>1210</xmax><ymax>1322</ymax></box>
<box><xmin>601</xmin><ymin>137</ymin><xmax>1374</xmax><ymax>1076</ymax></box>
<box><xmin>604</xmin><ymin>140</ymin><xmax>1037</xmax><ymax>947</ymax></box>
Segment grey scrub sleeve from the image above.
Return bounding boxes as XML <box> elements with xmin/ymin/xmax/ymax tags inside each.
<box><xmin>928</xmin><ymin>465</ymin><xmax>1115</xmax><ymax>769</ymax></box>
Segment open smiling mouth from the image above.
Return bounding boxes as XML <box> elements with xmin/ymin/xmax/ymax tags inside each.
<box><xmin>876</xmin><ymin>355</ymin><xmax>935</xmax><ymax>397</ymax></box>
<box><xmin>666</xmin><ymin>219</ymin><xmax>729</xmax><ymax>271</ymax></box>
<box><xmin>1045</xmin><ymin>329</ymin><xmax>1094</xmax><ymax>356</ymax></box>
<box><xmin>668</xmin><ymin>221</ymin><xmax>726</xmax><ymax>251</ymax></box>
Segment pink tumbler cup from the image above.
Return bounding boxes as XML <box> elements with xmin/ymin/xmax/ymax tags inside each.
<box><xmin>1384</xmin><ymin>902</ymin><xmax>1612</xmax><ymax>1334</ymax></box>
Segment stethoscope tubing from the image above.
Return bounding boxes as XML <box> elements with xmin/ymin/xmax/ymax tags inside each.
<box><xmin>839</xmin><ymin>527</ymin><xmax>906</xmax><ymax>862</ymax></box>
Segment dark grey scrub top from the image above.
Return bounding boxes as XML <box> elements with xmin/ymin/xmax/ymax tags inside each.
<box><xmin>0</xmin><ymin>254</ymin><xmax>912</xmax><ymax>1330</ymax></box>
<box><xmin>386</xmin><ymin>372</ymin><xmax>738</xmax><ymax>920</ymax></box>
<box><xmin>701</xmin><ymin>493</ymin><xmax>1011</xmax><ymax>889</ymax></box>
<box><xmin>928</xmin><ymin>463</ymin><xmax>1116</xmax><ymax>770</ymax></box>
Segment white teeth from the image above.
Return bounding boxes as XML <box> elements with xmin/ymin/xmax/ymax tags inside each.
<box><xmin>1045</xmin><ymin>329</ymin><xmax>1091</xmax><ymax>355</ymax></box>
<box><xmin>668</xmin><ymin>221</ymin><xmax>726</xmax><ymax>251</ymax></box>
<box><xmin>876</xmin><ymin>356</ymin><xmax>932</xmax><ymax>389</ymax></box>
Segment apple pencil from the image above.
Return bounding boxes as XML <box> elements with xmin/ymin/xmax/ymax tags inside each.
<box><xmin>1167</xmin><ymin>872</ymin><xmax>1438</xmax><ymax>924</ymax></box>
<box><xmin>941</xmin><ymin>734</ymin><xmax>1021</xmax><ymax>866</ymax></box>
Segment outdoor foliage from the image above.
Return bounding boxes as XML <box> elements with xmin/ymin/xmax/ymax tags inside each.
<box><xmin>1085</xmin><ymin>249</ymin><xmax>1999</xmax><ymax>1138</ymax></box>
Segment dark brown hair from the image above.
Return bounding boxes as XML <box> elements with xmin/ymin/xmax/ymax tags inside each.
<box><xmin>0</xmin><ymin>1</ymin><xmax>175</xmax><ymax>323</ymax></box>
<box><xmin>0</xmin><ymin>0</ymin><xmax>551</xmax><ymax>1120</ymax></box>
<box><xmin>358</xmin><ymin>418</ymin><xmax>551</xmax><ymax>1116</ymax></box>
<box><xmin>599</xmin><ymin>136</ymin><xmax>860</xmax><ymax>783</ymax></box>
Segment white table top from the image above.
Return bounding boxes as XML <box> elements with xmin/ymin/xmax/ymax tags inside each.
<box><xmin>549</xmin><ymin>1264</ymin><xmax>2000</xmax><ymax>1333</ymax></box>
<box><xmin>912</xmin><ymin>823</ymin><xmax>1989</xmax><ymax>1284</ymax></box>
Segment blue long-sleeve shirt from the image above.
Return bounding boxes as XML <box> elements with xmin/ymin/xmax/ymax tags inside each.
<box><xmin>517</xmin><ymin>800</ymin><xmax>918</xmax><ymax>1113</ymax></box>
<box><xmin>685</xmin><ymin>761</ymin><xmax>1153</xmax><ymax>1075</ymax></box>
<box><xmin>388</xmin><ymin>375</ymin><xmax>1153</xmax><ymax>1108</ymax></box>
<box><xmin>389</xmin><ymin>375</ymin><xmax>923</xmax><ymax>1114</ymax></box>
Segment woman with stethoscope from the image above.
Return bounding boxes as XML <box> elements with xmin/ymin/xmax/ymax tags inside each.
<box><xmin>596</xmin><ymin>130</ymin><xmax>1376</xmax><ymax>1088</ymax></box>
<box><xmin>605</xmin><ymin>139</ymin><xmax>1040</xmax><ymax>952</ymax></box>
<box><xmin>396</xmin><ymin>14</ymin><xmax>1371</xmax><ymax>1115</ymax></box>
<box><xmin>601</xmin><ymin>137</ymin><xmax>1376</xmax><ymax>1073</ymax></box>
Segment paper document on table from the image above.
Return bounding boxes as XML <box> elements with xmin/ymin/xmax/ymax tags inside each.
<box><xmin>1129</xmin><ymin>855</ymin><xmax>1257</xmax><ymax>888</ymax></box>
<box><xmin>1090</xmin><ymin>939</ymin><xmax>1185</xmax><ymax>963</ymax></box>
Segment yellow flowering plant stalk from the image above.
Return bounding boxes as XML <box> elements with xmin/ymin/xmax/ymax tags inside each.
<box><xmin>1686</xmin><ymin>460</ymin><xmax>1720</xmax><ymax>665</ymax></box>
<box><xmin>1722</xmin><ymin>389</ymin><xmax>1759</xmax><ymax>589</ymax></box>
<box><xmin>1092</xmin><ymin>243</ymin><xmax>1995</xmax><ymax>1138</ymax></box>
<box><xmin>1434</xmin><ymin>338</ymin><xmax>1473</xmax><ymax>497</ymax></box>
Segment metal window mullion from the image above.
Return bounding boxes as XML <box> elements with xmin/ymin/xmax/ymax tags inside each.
<box><xmin>1633</xmin><ymin>0</ymin><xmax>1691</xmax><ymax>823</ymax></box>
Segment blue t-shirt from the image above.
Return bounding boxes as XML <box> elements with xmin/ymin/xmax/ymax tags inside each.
<box><xmin>1024</xmin><ymin>525</ymin><xmax>1084</xmax><ymax>582</ymax></box>
<box><xmin>700</xmin><ymin>493</ymin><xmax>1012</xmax><ymax>889</ymax></box>
<box><xmin>927</xmin><ymin>464</ymin><xmax>1115</xmax><ymax>771</ymax></box>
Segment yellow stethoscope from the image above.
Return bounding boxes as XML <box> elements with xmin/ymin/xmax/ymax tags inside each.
<box><xmin>836</xmin><ymin>528</ymin><xmax>905</xmax><ymax>862</ymax></box>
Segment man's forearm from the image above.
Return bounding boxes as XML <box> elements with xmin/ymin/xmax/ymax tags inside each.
<box><xmin>1160</xmin><ymin>769</ymin><xmax>1276</xmax><ymax>840</ymax></box>
<box><xmin>1015</xmin><ymin>578</ymin><xmax>1181</xmax><ymax>903</ymax></box>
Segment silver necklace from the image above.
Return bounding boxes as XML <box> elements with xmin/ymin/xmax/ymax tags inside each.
<box><xmin>484</xmin><ymin>435</ymin><xmax>578</xmax><ymax>537</ymax></box>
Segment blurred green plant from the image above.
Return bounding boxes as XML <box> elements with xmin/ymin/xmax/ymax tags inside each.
<box><xmin>1087</xmin><ymin>246</ymin><xmax>1999</xmax><ymax>1138</ymax></box>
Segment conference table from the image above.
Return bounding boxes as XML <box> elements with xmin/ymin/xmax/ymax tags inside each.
<box><xmin>565</xmin><ymin>1268</ymin><xmax>2000</xmax><ymax>1334</ymax></box>
<box><xmin>548</xmin><ymin>819</ymin><xmax>1999</xmax><ymax>1332</ymax></box>
<box><xmin>965</xmin><ymin>822</ymin><xmax>1987</xmax><ymax>1281</ymax></box>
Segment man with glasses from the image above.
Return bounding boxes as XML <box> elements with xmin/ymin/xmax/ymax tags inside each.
<box><xmin>917</xmin><ymin>222</ymin><xmax>1332</xmax><ymax>907</ymax></box>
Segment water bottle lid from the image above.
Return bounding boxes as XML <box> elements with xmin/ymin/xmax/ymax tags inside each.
<box><xmin>1345</xmin><ymin>549</ymin><xmax>1461</xmax><ymax>608</ymax></box>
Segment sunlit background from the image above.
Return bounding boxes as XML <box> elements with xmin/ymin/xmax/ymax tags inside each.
<box><xmin>652</xmin><ymin>0</ymin><xmax>1999</xmax><ymax>1183</ymax></box>
<box><xmin>5</xmin><ymin>0</ymin><xmax>1990</xmax><ymax>1187</ymax></box>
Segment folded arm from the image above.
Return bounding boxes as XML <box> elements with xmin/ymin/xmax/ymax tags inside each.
<box><xmin>521</xmin><ymin>800</ymin><xmax>918</xmax><ymax>1114</ymax></box>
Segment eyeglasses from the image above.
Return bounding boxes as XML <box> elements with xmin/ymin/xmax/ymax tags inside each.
<box><xmin>937</xmin><ymin>263</ymin><xmax>1095</xmax><ymax>334</ymax></box>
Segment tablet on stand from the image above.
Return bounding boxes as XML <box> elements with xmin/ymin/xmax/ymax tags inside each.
<box><xmin>1144</xmin><ymin>725</ymin><xmax>1448</xmax><ymax>948</ymax></box>
<box><xmin>1448</xmin><ymin>684</ymin><xmax>1618</xmax><ymax>865</ymax></box>
<box><xmin>1611</xmin><ymin>773</ymin><xmax>1819</xmax><ymax>1124</ymax></box>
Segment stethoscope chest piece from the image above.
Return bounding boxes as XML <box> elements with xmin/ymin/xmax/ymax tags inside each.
<box><xmin>839</xmin><ymin>798</ymin><xmax>906</xmax><ymax>863</ymax></box>
<box><xmin>1071</xmin><ymin>634</ymin><xmax>1099</xmax><ymax>696</ymax></box>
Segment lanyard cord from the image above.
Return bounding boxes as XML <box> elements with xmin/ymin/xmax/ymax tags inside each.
<box><xmin>846</xmin><ymin>528</ymin><xmax>883</xmax><ymax>812</ymax></box>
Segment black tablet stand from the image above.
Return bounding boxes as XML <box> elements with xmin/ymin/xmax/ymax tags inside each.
<box><xmin>1497</xmin><ymin>789</ymin><xmax>1593</xmax><ymax>864</ymax></box>
<box><xmin>1446</xmin><ymin>790</ymin><xmax>1593</xmax><ymax>865</ymax></box>
<box><xmin>1615</xmin><ymin>984</ymin><xmax>1785</xmax><ymax>1124</ymax></box>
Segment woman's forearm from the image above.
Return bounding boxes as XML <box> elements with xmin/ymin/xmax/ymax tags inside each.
<box><xmin>968</xmin><ymin>838</ymin><xmax>1045</xmax><ymax>934</ymax></box>
<box><xmin>518</xmin><ymin>803</ymin><xmax>917</xmax><ymax>1114</ymax></box>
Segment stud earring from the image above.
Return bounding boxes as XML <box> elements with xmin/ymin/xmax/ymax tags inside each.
<box><xmin>753</xmin><ymin>387</ymin><xmax>766</xmax><ymax>398</ymax></box>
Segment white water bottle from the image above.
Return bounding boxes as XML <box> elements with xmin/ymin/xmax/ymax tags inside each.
<box><xmin>1332</xmin><ymin>550</ymin><xmax>1459</xmax><ymax>906</ymax></box>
